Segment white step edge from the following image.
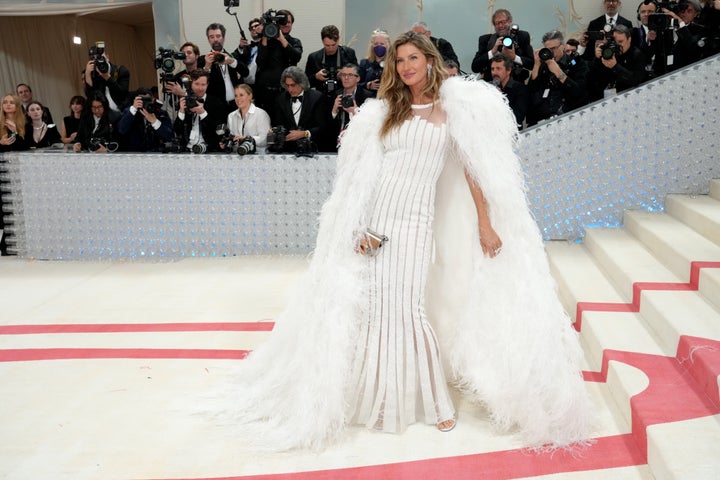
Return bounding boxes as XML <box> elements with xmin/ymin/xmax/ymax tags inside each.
<box><xmin>700</xmin><ymin>268</ymin><xmax>720</xmax><ymax>311</ymax></box>
<box><xmin>605</xmin><ymin>360</ymin><xmax>650</xmax><ymax>434</ymax></box>
<box><xmin>665</xmin><ymin>194</ymin><xmax>720</xmax><ymax>246</ymax></box>
<box><xmin>640</xmin><ymin>290</ymin><xmax>720</xmax><ymax>356</ymax></box>
<box><xmin>583</xmin><ymin>227</ymin><xmax>681</xmax><ymax>301</ymax></box>
<box><xmin>709</xmin><ymin>179</ymin><xmax>720</xmax><ymax>201</ymax></box>
<box><xmin>647</xmin><ymin>414</ymin><xmax>720</xmax><ymax>480</ymax></box>
<box><xmin>545</xmin><ymin>240</ymin><xmax>626</xmax><ymax>319</ymax></box>
<box><xmin>624</xmin><ymin>210</ymin><xmax>720</xmax><ymax>283</ymax></box>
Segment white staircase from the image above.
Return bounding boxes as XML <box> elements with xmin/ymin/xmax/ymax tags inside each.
<box><xmin>546</xmin><ymin>179</ymin><xmax>720</xmax><ymax>480</ymax></box>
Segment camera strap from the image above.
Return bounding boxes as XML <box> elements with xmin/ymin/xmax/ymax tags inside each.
<box><xmin>321</xmin><ymin>49</ymin><xmax>343</xmax><ymax>69</ymax></box>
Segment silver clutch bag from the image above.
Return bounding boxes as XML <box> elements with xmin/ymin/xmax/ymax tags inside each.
<box><xmin>364</xmin><ymin>228</ymin><xmax>389</xmax><ymax>256</ymax></box>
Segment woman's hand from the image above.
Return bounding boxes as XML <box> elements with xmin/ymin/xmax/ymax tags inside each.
<box><xmin>480</xmin><ymin>224</ymin><xmax>503</xmax><ymax>258</ymax></box>
<box><xmin>0</xmin><ymin>134</ymin><xmax>16</xmax><ymax>146</ymax></box>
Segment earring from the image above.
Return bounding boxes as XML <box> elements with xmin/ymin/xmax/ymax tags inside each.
<box><xmin>427</xmin><ymin>64</ymin><xmax>432</xmax><ymax>79</ymax></box>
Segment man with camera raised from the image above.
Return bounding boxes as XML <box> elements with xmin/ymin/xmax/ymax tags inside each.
<box><xmin>580</xmin><ymin>0</ymin><xmax>635</xmax><ymax>61</ymax></box>
<box><xmin>203</xmin><ymin>23</ymin><xmax>249</xmax><ymax>116</ymax></box>
<box><xmin>235</xmin><ymin>18</ymin><xmax>264</xmax><ymax>86</ymax></box>
<box><xmin>117</xmin><ymin>87</ymin><xmax>174</xmax><ymax>152</ymax></box>
<box><xmin>174</xmin><ymin>69</ymin><xmax>226</xmax><ymax>153</ymax></box>
<box><xmin>329</xmin><ymin>63</ymin><xmax>367</xmax><ymax>151</ymax></box>
<box><xmin>305</xmin><ymin>25</ymin><xmax>358</xmax><ymax>97</ymax></box>
<box><xmin>255</xmin><ymin>9</ymin><xmax>303</xmax><ymax>112</ymax></box>
<box><xmin>164</xmin><ymin>42</ymin><xmax>202</xmax><ymax>97</ymax></box>
<box><xmin>587</xmin><ymin>24</ymin><xmax>647</xmax><ymax>101</ymax></box>
<box><xmin>83</xmin><ymin>42</ymin><xmax>130</xmax><ymax>114</ymax></box>
<box><xmin>471</xmin><ymin>9</ymin><xmax>534</xmax><ymax>82</ymax></box>
<box><xmin>527</xmin><ymin>30</ymin><xmax>589</xmax><ymax>126</ymax></box>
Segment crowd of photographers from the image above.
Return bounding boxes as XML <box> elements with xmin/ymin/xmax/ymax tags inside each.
<box><xmin>2</xmin><ymin>0</ymin><xmax>720</xmax><ymax>156</ymax></box>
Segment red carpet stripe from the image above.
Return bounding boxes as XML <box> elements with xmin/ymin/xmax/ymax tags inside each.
<box><xmin>0</xmin><ymin>322</ymin><xmax>275</xmax><ymax>335</ymax></box>
<box><xmin>154</xmin><ymin>434</ymin><xmax>644</xmax><ymax>480</ymax></box>
<box><xmin>0</xmin><ymin>348</ymin><xmax>250</xmax><ymax>362</ymax></box>
<box><xmin>573</xmin><ymin>261</ymin><xmax>720</xmax><ymax>331</ymax></box>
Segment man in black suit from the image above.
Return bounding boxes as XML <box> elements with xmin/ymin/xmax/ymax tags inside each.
<box><xmin>255</xmin><ymin>9</ymin><xmax>303</xmax><ymax>112</ymax></box>
<box><xmin>271</xmin><ymin>66</ymin><xmax>328</xmax><ymax>153</ymax></box>
<box><xmin>471</xmin><ymin>9</ymin><xmax>534</xmax><ymax>82</ymax></box>
<box><xmin>203</xmin><ymin>23</ymin><xmax>249</xmax><ymax>116</ymax></box>
<box><xmin>490</xmin><ymin>53</ymin><xmax>529</xmax><ymax>130</ymax></box>
<box><xmin>580</xmin><ymin>0</ymin><xmax>635</xmax><ymax>60</ymax></box>
<box><xmin>411</xmin><ymin>21</ymin><xmax>460</xmax><ymax>69</ymax></box>
<box><xmin>665</xmin><ymin>0</ymin><xmax>712</xmax><ymax>71</ymax></box>
<box><xmin>83</xmin><ymin>45</ymin><xmax>130</xmax><ymax>113</ymax></box>
<box><xmin>173</xmin><ymin>70</ymin><xmax>226</xmax><ymax>153</ymax></box>
<box><xmin>304</xmin><ymin>25</ymin><xmax>358</xmax><ymax>96</ymax></box>
<box><xmin>329</xmin><ymin>63</ymin><xmax>368</xmax><ymax>151</ymax></box>
<box><xmin>15</xmin><ymin>84</ymin><xmax>54</xmax><ymax>123</ymax></box>
<box><xmin>587</xmin><ymin>24</ymin><xmax>647</xmax><ymax>101</ymax></box>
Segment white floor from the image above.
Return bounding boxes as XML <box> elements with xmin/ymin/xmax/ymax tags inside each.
<box><xmin>0</xmin><ymin>254</ymin><xmax>706</xmax><ymax>480</ymax></box>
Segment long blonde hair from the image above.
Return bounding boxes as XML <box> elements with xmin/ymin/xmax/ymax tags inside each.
<box><xmin>378</xmin><ymin>32</ymin><xmax>447</xmax><ymax>139</ymax></box>
<box><xmin>0</xmin><ymin>94</ymin><xmax>26</xmax><ymax>139</ymax></box>
<box><xmin>365</xmin><ymin>29</ymin><xmax>390</xmax><ymax>63</ymax></box>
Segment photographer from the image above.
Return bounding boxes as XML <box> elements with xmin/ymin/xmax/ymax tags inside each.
<box><xmin>164</xmin><ymin>42</ymin><xmax>201</xmax><ymax>97</ymax></box>
<box><xmin>633</xmin><ymin>1</ymin><xmax>667</xmax><ymax>76</ymax></box>
<box><xmin>471</xmin><ymin>9</ymin><xmax>534</xmax><ymax>82</ymax></box>
<box><xmin>271</xmin><ymin>66</ymin><xmax>327</xmax><ymax>153</ymax></box>
<box><xmin>490</xmin><ymin>53</ymin><xmax>529</xmax><ymax>130</ymax></box>
<box><xmin>329</xmin><ymin>63</ymin><xmax>367</xmax><ymax>151</ymax></box>
<box><xmin>587</xmin><ymin>24</ymin><xmax>647</xmax><ymax>101</ymax></box>
<box><xmin>255</xmin><ymin>9</ymin><xmax>303</xmax><ymax>112</ymax></box>
<box><xmin>235</xmin><ymin>18</ymin><xmax>264</xmax><ymax>86</ymax></box>
<box><xmin>174</xmin><ymin>69</ymin><xmax>226</xmax><ymax>153</ymax></box>
<box><xmin>117</xmin><ymin>88</ymin><xmax>173</xmax><ymax>152</ymax></box>
<box><xmin>204</xmin><ymin>23</ymin><xmax>250</xmax><ymax>116</ymax></box>
<box><xmin>580</xmin><ymin>0</ymin><xmax>634</xmax><ymax>61</ymax></box>
<box><xmin>73</xmin><ymin>91</ymin><xmax>120</xmax><ymax>153</ymax></box>
<box><xmin>305</xmin><ymin>25</ymin><xmax>358</xmax><ymax>96</ymax></box>
<box><xmin>358</xmin><ymin>29</ymin><xmax>390</xmax><ymax>98</ymax></box>
<box><xmin>411</xmin><ymin>21</ymin><xmax>460</xmax><ymax>68</ymax></box>
<box><xmin>224</xmin><ymin>84</ymin><xmax>271</xmax><ymax>153</ymax></box>
<box><xmin>83</xmin><ymin>43</ymin><xmax>130</xmax><ymax>114</ymax></box>
<box><xmin>527</xmin><ymin>30</ymin><xmax>589</xmax><ymax>126</ymax></box>
<box><xmin>663</xmin><ymin>0</ymin><xmax>713</xmax><ymax>71</ymax></box>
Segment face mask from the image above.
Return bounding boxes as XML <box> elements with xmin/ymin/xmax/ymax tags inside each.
<box><xmin>373</xmin><ymin>45</ymin><xmax>387</xmax><ymax>58</ymax></box>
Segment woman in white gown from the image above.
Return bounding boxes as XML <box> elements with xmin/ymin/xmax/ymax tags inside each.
<box><xmin>225</xmin><ymin>32</ymin><xmax>592</xmax><ymax>451</ymax></box>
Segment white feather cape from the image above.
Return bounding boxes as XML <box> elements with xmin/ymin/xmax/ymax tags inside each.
<box><xmin>223</xmin><ymin>76</ymin><xmax>593</xmax><ymax>451</ymax></box>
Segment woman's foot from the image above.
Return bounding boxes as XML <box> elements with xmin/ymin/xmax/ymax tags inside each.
<box><xmin>437</xmin><ymin>418</ymin><xmax>456</xmax><ymax>432</ymax></box>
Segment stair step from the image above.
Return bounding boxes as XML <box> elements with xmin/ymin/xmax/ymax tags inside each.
<box><xmin>647</xmin><ymin>415</ymin><xmax>720</xmax><ymax>480</ymax></box>
<box><xmin>624</xmin><ymin>210</ymin><xmax>720</xmax><ymax>283</ymax></box>
<box><xmin>665</xmin><ymin>194</ymin><xmax>720</xmax><ymax>246</ymax></box>
<box><xmin>710</xmin><ymin>179</ymin><xmax>720</xmax><ymax>201</ymax></box>
<box><xmin>583</xmin><ymin>228</ymin><xmax>680</xmax><ymax>301</ymax></box>
<box><xmin>700</xmin><ymin>268</ymin><xmax>720</xmax><ymax>310</ymax></box>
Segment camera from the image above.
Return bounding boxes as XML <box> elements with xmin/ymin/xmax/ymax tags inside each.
<box><xmin>88</xmin><ymin>137</ymin><xmax>105</xmax><ymax>152</ymax></box>
<box><xmin>501</xmin><ymin>24</ymin><xmax>520</xmax><ymax>49</ymax></box>
<box><xmin>139</xmin><ymin>94</ymin><xmax>158</xmax><ymax>114</ymax></box>
<box><xmin>295</xmin><ymin>137</ymin><xmax>315</xmax><ymax>158</ymax></box>
<box><xmin>585</xmin><ymin>23</ymin><xmax>614</xmax><ymax>44</ymax></box>
<box><xmin>266</xmin><ymin>126</ymin><xmax>288</xmax><ymax>152</ymax></box>
<box><xmin>89</xmin><ymin>41</ymin><xmax>109</xmax><ymax>74</ymax></box>
<box><xmin>155</xmin><ymin>47</ymin><xmax>186</xmax><ymax>82</ymax></box>
<box><xmin>260</xmin><ymin>9</ymin><xmax>288</xmax><ymax>39</ymax></box>
<box><xmin>211</xmin><ymin>45</ymin><xmax>226</xmax><ymax>64</ymax></box>
<box><xmin>538</xmin><ymin>48</ymin><xmax>554</xmax><ymax>62</ymax></box>
<box><xmin>185</xmin><ymin>92</ymin><xmax>204</xmax><ymax>110</ymax></box>
<box><xmin>236</xmin><ymin>136</ymin><xmax>256</xmax><ymax>155</ymax></box>
<box><xmin>191</xmin><ymin>143</ymin><xmax>207</xmax><ymax>154</ymax></box>
<box><xmin>600</xmin><ymin>40</ymin><xmax>619</xmax><ymax>60</ymax></box>
<box><xmin>216</xmin><ymin>124</ymin><xmax>235</xmax><ymax>152</ymax></box>
<box><xmin>161</xmin><ymin>139</ymin><xmax>185</xmax><ymax>153</ymax></box>
<box><xmin>223</xmin><ymin>0</ymin><xmax>239</xmax><ymax>6</ymax></box>
<box><xmin>323</xmin><ymin>67</ymin><xmax>339</xmax><ymax>96</ymax></box>
<box><xmin>341</xmin><ymin>94</ymin><xmax>355</xmax><ymax>109</ymax></box>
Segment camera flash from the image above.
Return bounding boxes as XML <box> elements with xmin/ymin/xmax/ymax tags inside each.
<box><xmin>73</xmin><ymin>36</ymin><xmax>82</xmax><ymax>45</ymax></box>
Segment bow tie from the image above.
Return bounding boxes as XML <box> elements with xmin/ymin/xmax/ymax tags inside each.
<box><xmin>292</xmin><ymin>96</ymin><xmax>303</xmax><ymax>104</ymax></box>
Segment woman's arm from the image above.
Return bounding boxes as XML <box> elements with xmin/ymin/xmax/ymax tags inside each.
<box><xmin>464</xmin><ymin>170</ymin><xmax>503</xmax><ymax>257</ymax></box>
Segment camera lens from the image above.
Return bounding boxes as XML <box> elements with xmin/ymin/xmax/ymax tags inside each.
<box><xmin>539</xmin><ymin>48</ymin><xmax>553</xmax><ymax>61</ymax></box>
<box><xmin>502</xmin><ymin>37</ymin><xmax>514</xmax><ymax>48</ymax></box>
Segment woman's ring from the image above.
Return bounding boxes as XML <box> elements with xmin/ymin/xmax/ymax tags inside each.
<box><xmin>494</xmin><ymin>247</ymin><xmax>502</xmax><ymax>255</ymax></box>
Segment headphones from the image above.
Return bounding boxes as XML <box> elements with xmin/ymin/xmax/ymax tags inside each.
<box><xmin>637</xmin><ymin>2</ymin><xmax>643</xmax><ymax>21</ymax></box>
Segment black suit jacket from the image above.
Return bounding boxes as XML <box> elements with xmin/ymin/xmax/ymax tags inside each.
<box><xmin>271</xmin><ymin>89</ymin><xmax>328</xmax><ymax>151</ymax></box>
<box><xmin>173</xmin><ymin>94</ymin><xmax>226</xmax><ymax>152</ymax></box>
<box><xmin>255</xmin><ymin>34</ymin><xmax>303</xmax><ymax>89</ymax></box>
<box><xmin>471</xmin><ymin>30</ymin><xmax>533</xmax><ymax>81</ymax></box>
<box><xmin>304</xmin><ymin>46</ymin><xmax>358</xmax><ymax>91</ymax></box>
<box><xmin>587</xmin><ymin>45</ymin><xmax>647</xmax><ymax>101</ymax></box>
<box><xmin>430</xmin><ymin>36</ymin><xmax>459</xmax><ymax>68</ymax></box>
<box><xmin>84</xmin><ymin>63</ymin><xmax>131</xmax><ymax>109</ymax></box>
<box><xmin>199</xmin><ymin>50</ymin><xmax>249</xmax><ymax>109</ymax></box>
<box><xmin>582</xmin><ymin>15</ymin><xmax>635</xmax><ymax>61</ymax></box>
<box><xmin>499</xmin><ymin>78</ymin><xmax>529</xmax><ymax>130</ymax></box>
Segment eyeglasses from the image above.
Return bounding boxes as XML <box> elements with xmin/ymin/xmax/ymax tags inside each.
<box><xmin>338</xmin><ymin>73</ymin><xmax>359</xmax><ymax>78</ymax></box>
<box><xmin>91</xmin><ymin>104</ymin><xmax>104</xmax><ymax>110</ymax></box>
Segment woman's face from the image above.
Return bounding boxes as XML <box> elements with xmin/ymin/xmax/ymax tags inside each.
<box><xmin>27</xmin><ymin>104</ymin><xmax>43</xmax><ymax>121</ymax></box>
<box><xmin>71</xmin><ymin>101</ymin><xmax>84</xmax><ymax>115</ymax></box>
<box><xmin>234</xmin><ymin>88</ymin><xmax>252</xmax><ymax>110</ymax></box>
<box><xmin>2</xmin><ymin>96</ymin><xmax>17</xmax><ymax>115</ymax></box>
<box><xmin>396</xmin><ymin>43</ymin><xmax>430</xmax><ymax>90</ymax></box>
